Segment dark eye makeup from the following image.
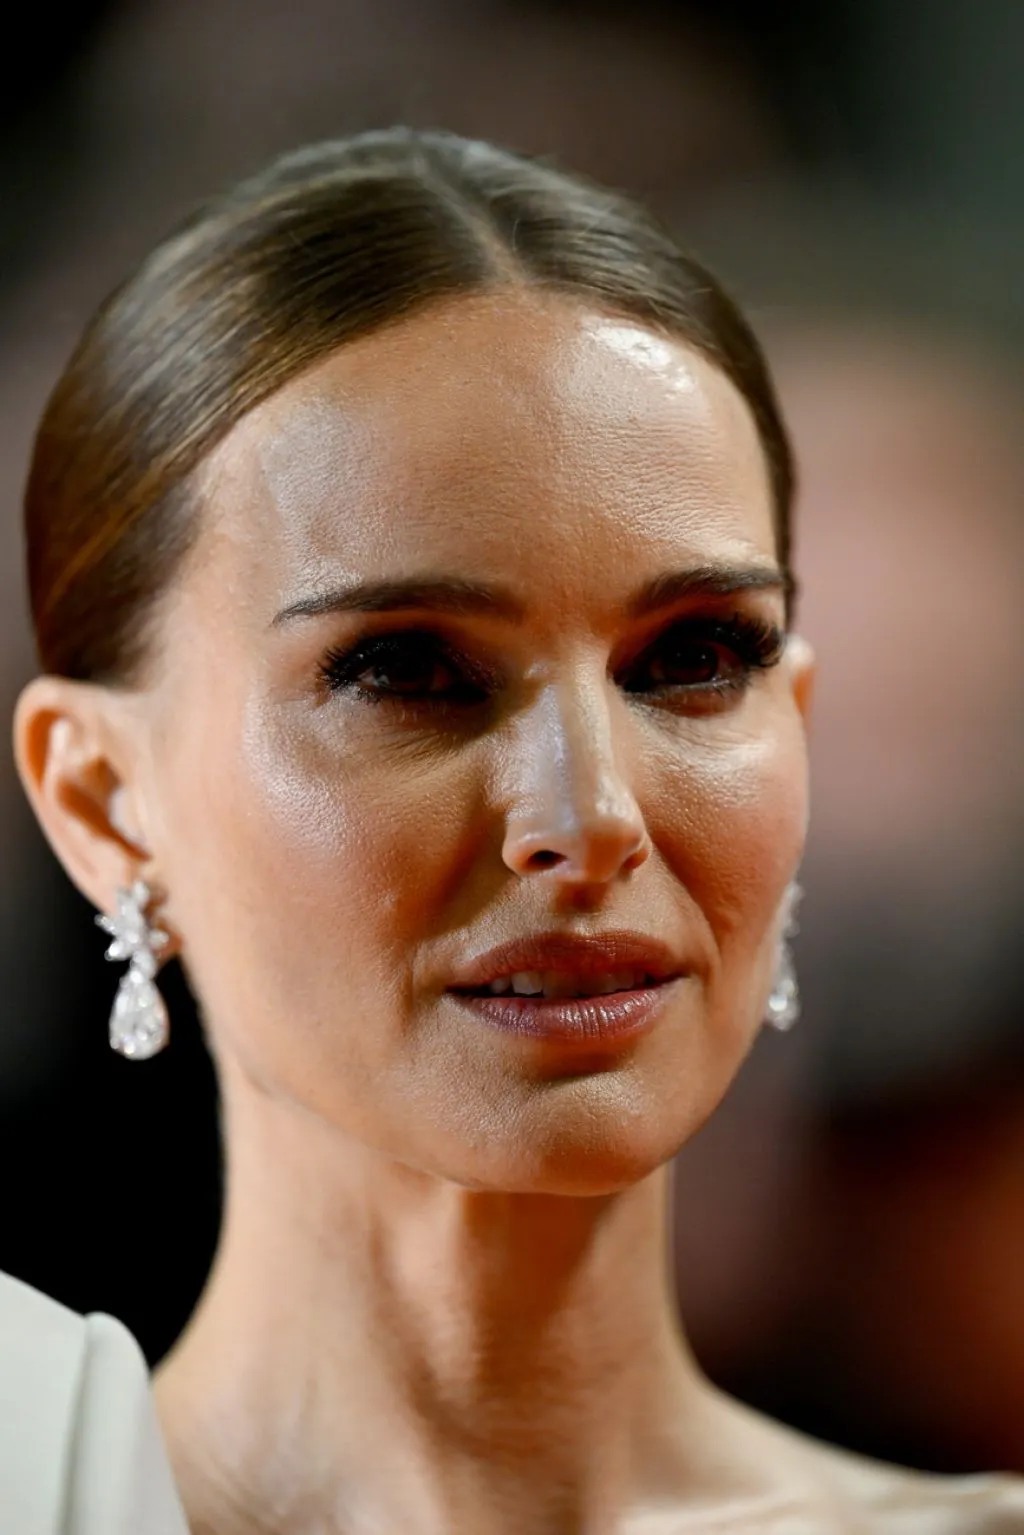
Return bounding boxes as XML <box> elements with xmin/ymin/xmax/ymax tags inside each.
<box><xmin>320</xmin><ymin>631</ymin><xmax>494</xmax><ymax>706</ymax></box>
<box><xmin>318</xmin><ymin>613</ymin><xmax>784</xmax><ymax>712</ymax></box>
<box><xmin>620</xmin><ymin>614</ymin><xmax>783</xmax><ymax>696</ymax></box>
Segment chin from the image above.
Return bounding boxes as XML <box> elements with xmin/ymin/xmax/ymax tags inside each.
<box><xmin>464</xmin><ymin>1144</ymin><xmax>680</xmax><ymax>1199</ymax></box>
<box><xmin>490</xmin><ymin>1161</ymin><xmax>667</xmax><ymax>1199</ymax></box>
<box><xmin>430</xmin><ymin>1082</ymin><xmax>701</xmax><ymax>1197</ymax></box>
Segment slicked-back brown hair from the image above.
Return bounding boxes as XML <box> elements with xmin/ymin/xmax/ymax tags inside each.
<box><xmin>25</xmin><ymin>128</ymin><xmax>794</xmax><ymax>683</ymax></box>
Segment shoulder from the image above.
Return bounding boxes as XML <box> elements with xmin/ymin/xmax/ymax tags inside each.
<box><xmin>0</xmin><ymin>1266</ymin><xmax>93</xmax><ymax>1529</ymax></box>
<box><xmin>784</xmin><ymin>1414</ymin><xmax>1024</xmax><ymax>1532</ymax></box>
<box><xmin>0</xmin><ymin>1269</ymin><xmax>188</xmax><ymax>1534</ymax></box>
<box><xmin>813</xmin><ymin>1444</ymin><xmax>1024</xmax><ymax>1533</ymax></box>
<box><xmin>707</xmin><ymin>1393</ymin><xmax>1024</xmax><ymax>1532</ymax></box>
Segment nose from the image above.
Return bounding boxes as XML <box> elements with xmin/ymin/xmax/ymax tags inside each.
<box><xmin>501</xmin><ymin>682</ymin><xmax>651</xmax><ymax>886</ymax></box>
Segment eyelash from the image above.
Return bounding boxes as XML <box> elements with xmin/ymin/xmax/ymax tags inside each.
<box><xmin>318</xmin><ymin>616</ymin><xmax>784</xmax><ymax>712</ymax></box>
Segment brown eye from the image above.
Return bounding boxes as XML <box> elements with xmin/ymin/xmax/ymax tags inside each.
<box><xmin>646</xmin><ymin>637</ymin><xmax>725</xmax><ymax>688</ymax></box>
<box><xmin>321</xmin><ymin>632</ymin><xmax>490</xmax><ymax>704</ymax></box>
<box><xmin>355</xmin><ymin>643</ymin><xmax>454</xmax><ymax>696</ymax></box>
<box><xmin>622</xmin><ymin>616</ymin><xmax>784</xmax><ymax>698</ymax></box>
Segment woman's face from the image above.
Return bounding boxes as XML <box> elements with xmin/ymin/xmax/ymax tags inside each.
<box><xmin>136</xmin><ymin>293</ymin><xmax>810</xmax><ymax>1194</ymax></box>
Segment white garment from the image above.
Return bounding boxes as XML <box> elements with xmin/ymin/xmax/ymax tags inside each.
<box><xmin>0</xmin><ymin>1269</ymin><xmax>188</xmax><ymax>1534</ymax></box>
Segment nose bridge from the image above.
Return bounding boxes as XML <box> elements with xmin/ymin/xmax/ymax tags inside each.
<box><xmin>549</xmin><ymin>679</ymin><xmax>627</xmax><ymax>818</ymax></box>
<box><xmin>502</xmin><ymin>674</ymin><xmax>649</xmax><ymax>882</ymax></box>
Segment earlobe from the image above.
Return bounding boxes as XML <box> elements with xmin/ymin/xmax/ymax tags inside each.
<box><xmin>12</xmin><ymin>676</ymin><xmax>153</xmax><ymax>916</ymax></box>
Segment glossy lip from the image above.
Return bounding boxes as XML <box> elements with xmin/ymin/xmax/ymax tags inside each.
<box><xmin>450</xmin><ymin>983</ymin><xmax>683</xmax><ymax>1045</ymax></box>
<box><xmin>446</xmin><ymin>931</ymin><xmax>686</xmax><ymax>1046</ymax></box>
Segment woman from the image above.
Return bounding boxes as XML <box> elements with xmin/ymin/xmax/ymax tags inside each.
<box><xmin>13</xmin><ymin>129</ymin><xmax>1023</xmax><ymax>1532</ymax></box>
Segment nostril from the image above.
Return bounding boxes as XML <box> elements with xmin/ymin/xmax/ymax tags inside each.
<box><xmin>527</xmin><ymin>849</ymin><xmax>562</xmax><ymax>871</ymax></box>
<box><xmin>623</xmin><ymin>841</ymin><xmax>650</xmax><ymax>873</ymax></box>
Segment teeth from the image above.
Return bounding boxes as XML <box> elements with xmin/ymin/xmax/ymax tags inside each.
<box><xmin>510</xmin><ymin>971</ymin><xmax>544</xmax><ymax>996</ymax></box>
<box><xmin>487</xmin><ymin>969</ymin><xmax>651</xmax><ymax>999</ymax></box>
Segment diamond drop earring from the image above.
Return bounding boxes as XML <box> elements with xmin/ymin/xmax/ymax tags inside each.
<box><xmin>97</xmin><ymin>879</ymin><xmax>170</xmax><ymax>1060</ymax></box>
<box><xmin>765</xmin><ymin>881</ymin><xmax>802</xmax><ymax>1032</ymax></box>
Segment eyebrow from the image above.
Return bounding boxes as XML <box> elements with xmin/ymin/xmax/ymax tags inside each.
<box><xmin>271</xmin><ymin>562</ymin><xmax>787</xmax><ymax>628</ymax></box>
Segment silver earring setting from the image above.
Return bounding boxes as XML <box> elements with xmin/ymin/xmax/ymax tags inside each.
<box><xmin>765</xmin><ymin>881</ymin><xmax>802</xmax><ymax>1032</ymax></box>
<box><xmin>97</xmin><ymin>879</ymin><xmax>170</xmax><ymax>1060</ymax></box>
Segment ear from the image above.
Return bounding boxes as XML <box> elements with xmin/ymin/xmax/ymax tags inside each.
<box><xmin>13</xmin><ymin>675</ymin><xmax>157</xmax><ymax>918</ymax></box>
<box><xmin>784</xmin><ymin>632</ymin><xmax>816</xmax><ymax>726</ymax></box>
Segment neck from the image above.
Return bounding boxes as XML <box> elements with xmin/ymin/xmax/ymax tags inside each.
<box><xmin>156</xmin><ymin>1076</ymin><xmax>724</xmax><ymax>1535</ymax></box>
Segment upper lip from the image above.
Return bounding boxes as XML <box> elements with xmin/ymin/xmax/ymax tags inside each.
<box><xmin>448</xmin><ymin>931</ymin><xmax>684</xmax><ymax>990</ymax></box>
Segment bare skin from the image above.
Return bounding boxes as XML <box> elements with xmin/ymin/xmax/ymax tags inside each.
<box><xmin>15</xmin><ymin>294</ymin><xmax>1023</xmax><ymax>1532</ymax></box>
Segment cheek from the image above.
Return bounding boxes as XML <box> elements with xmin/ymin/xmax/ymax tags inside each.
<box><xmin>159</xmin><ymin>696</ymin><xmax>475</xmax><ymax>1034</ymax></box>
<box><xmin>651</xmin><ymin>710</ymin><xmax>808</xmax><ymax>962</ymax></box>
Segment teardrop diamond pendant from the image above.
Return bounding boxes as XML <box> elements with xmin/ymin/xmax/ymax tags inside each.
<box><xmin>97</xmin><ymin>880</ymin><xmax>170</xmax><ymax>1060</ymax></box>
<box><xmin>109</xmin><ymin>966</ymin><xmax>170</xmax><ymax>1059</ymax></box>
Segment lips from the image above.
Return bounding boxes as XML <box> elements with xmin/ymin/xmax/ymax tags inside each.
<box><xmin>480</xmin><ymin>968</ymin><xmax>656</xmax><ymax>999</ymax></box>
<box><xmin>448</xmin><ymin>931</ymin><xmax>683</xmax><ymax>998</ymax></box>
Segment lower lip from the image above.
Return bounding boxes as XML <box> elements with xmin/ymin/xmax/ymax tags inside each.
<box><xmin>448</xmin><ymin>980</ymin><xmax>681</xmax><ymax>1045</ymax></box>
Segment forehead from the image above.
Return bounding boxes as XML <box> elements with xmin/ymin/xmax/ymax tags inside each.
<box><xmin>198</xmin><ymin>293</ymin><xmax>776</xmax><ymax>603</ymax></box>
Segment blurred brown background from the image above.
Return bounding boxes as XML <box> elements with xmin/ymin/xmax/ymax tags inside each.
<box><xmin>2</xmin><ymin>0</ymin><xmax>1022</xmax><ymax>1477</ymax></box>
